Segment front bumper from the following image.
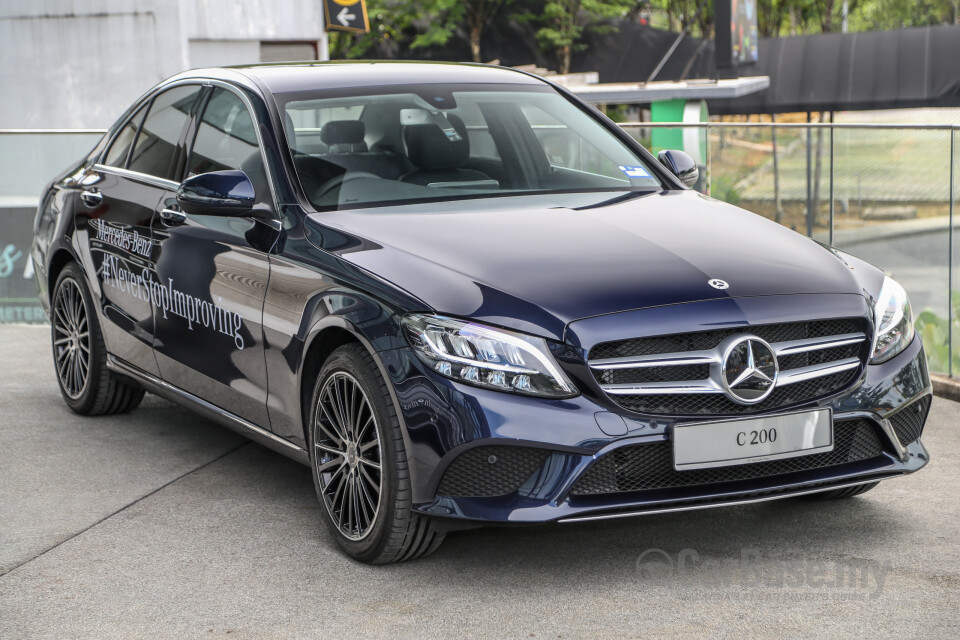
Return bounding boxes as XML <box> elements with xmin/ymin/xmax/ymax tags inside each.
<box><xmin>379</xmin><ymin>322</ymin><xmax>932</xmax><ymax>525</ymax></box>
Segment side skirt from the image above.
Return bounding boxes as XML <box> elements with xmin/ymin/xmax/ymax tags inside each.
<box><xmin>107</xmin><ymin>355</ymin><xmax>310</xmax><ymax>466</ymax></box>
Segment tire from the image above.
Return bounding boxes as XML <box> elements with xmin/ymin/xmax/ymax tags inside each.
<box><xmin>50</xmin><ymin>262</ymin><xmax>144</xmax><ymax>415</ymax></box>
<box><xmin>308</xmin><ymin>344</ymin><xmax>445</xmax><ymax>563</ymax></box>
<box><xmin>805</xmin><ymin>481</ymin><xmax>879</xmax><ymax>500</ymax></box>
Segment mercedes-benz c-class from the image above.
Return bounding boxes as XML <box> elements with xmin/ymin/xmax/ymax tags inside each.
<box><xmin>32</xmin><ymin>62</ymin><xmax>931</xmax><ymax>563</ymax></box>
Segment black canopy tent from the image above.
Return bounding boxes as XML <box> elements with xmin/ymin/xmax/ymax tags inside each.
<box><xmin>710</xmin><ymin>25</ymin><xmax>960</xmax><ymax>114</ymax></box>
<box><xmin>572</xmin><ymin>23</ymin><xmax>960</xmax><ymax>115</ymax></box>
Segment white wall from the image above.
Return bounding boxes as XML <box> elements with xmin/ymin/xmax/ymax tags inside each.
<box><xmin>181</xmin><ymin>0</ymin><xmax>326</xmax><ymax>41</ymax></box>
<box><xmin>188</xmin><ymin>39</ymin><xmax>261</xmax><ymax>69</ymax></box>
<box><xmin>0</xmin><ymin>0</ymin><xmax>328</xmax><ymax>129</ymax></box>
<box><xmin>0</xmin><ymin>1</ymin><xmax>187</xmax><ymax>129</ymax></box>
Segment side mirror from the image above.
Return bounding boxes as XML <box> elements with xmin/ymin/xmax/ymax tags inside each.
<box><xmin>176</xmin><ymin>170</ymin><xmax>255</xmax><ymax>216</ymax></box>
<box><xmin>657</xmin><ymin>150</ymin><xmax>699</xmax><ymax>188</ymax></box>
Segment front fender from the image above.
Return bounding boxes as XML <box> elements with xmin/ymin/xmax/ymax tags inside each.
<box><xmin>298</xmin><ymin>312</ymin><xmax>425</xmax><ymax>490</ymax></box>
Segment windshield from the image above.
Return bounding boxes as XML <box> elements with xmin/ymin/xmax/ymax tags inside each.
<box><xmin>278</xmin><ymin>83</ymin><xmax>664</xmax><ymax>211</ymax></box>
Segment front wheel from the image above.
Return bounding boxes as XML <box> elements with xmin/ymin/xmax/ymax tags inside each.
<box><xmin>51</xmin><ymin>263</ymin><xmax>144</xmax><ymax>415</ymax></box>
<box><xmin>308</xmin><ymin>344</ymin><xmax>445</xmax><ymax>563</ymax></box>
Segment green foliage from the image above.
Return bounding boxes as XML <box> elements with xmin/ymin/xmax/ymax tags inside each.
<box><xmin>408</xmin><ymin>0</ymin><xmax>463</xmax><ymax>49</ymax></box>
<box><xmin>522</xmin><ymin>0</ymin><xmax>638</xmax><ymax>72</ymax></box>
<box><xmin>328</xmin><ymin>0</ymin><xmax>419</xmax><ymax>59</ymax></box>
<box><xmin>330</xmin><ymin>0</ymin><xmax>514</xmax><ymax>63</ymax></box>
<box><xmin>847</xmin><ymin>0</ymin><xmax>958</xmax><ymax>31</ymax></box>
<box><xmin>915</xmin><ymin>291</ymin><xmax>960</xmax><ymax>375</ymax></box>
<box><xmin>648</xmin><ymin>0</ymin><xmax>715</xmax><ymax>38</ymax></box>
<box><xmin>329</xmin><ymin>0</ymin><xmax>959</xmax><ymax>74</ymax></box>
<box><xmin>711</xmin><ymin>175</ymin><xmax>741</xmax><ymax>206</ymax></box>
<box><xmin>752</xmin><ymin>0</ymin><xmax>956</xmax><ymax>37</ymax></box>
<box><xmin>604</xmin><ymin>104</ymin><xmax>630</xmax><ymax>123</ymax></box>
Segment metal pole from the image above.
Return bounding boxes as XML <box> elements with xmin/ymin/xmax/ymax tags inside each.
<box><xmin>705</xmin><ymin>123</ymin><xmax>711</xmax><ymax>196</ymax></box>
<box><xmin>646</xmin><ymin>0</ymin><xmax>711</xmax><ymax>83</ymax></box>
<box><xmin>950</xmin><ymin>128</ymin><xmax>956</xmax><ymax>378</ymax></box>
<box><xmin>647</xmin><ymin>29</ymin><xmax>688</xmax><ymax>83</ymax></box>
<box><xmin>829</xmin><ymin>116</ymin><xmax>835</xmax><ymax>246</ymax></box>
<box><xmin>806</xmin><ymin>113</ymin><xmax>813</xmax><ymax>238</ymax></box>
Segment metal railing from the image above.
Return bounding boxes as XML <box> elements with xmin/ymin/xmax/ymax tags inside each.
<box><xmin>622</xmin><ymin>121</ymin><xmax>959</xmax><ymax>378</ymax></box>
<box><xmin>1</xmin><ymin>124</ymin><xmax>958</xmax><ymax>378</ymax></box>
<box><xmin>622</xmin><ymin>121</ymin><xmax>958</xmax><ymax>242</ymax></box>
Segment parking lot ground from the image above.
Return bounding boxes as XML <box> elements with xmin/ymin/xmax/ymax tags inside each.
<box><xmin>1</xmin><ymin>324</ymin><xmax>958</xmax><ymax>639</ymax></box>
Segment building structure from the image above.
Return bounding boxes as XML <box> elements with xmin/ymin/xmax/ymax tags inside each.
<box><xmin>0</xmin><ymin>0</ymin><xmax>330</xmax><ymax>129</ymax></box>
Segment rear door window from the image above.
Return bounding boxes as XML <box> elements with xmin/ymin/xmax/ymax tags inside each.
<box><xmin>103</xmin><ymin>104</ymin><xmax>147</xmax><ymax>168</ymax></box>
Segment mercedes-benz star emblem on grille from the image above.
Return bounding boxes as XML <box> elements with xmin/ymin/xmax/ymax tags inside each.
<box><xmin>708</xmin><ymin>279</ymin><xmax>729</xmax><ymax>289</ymax></box>
<box><xmin>720</xmin><ymin>336</ymin><xmax>779</xmax><ymax>404</ymax></box>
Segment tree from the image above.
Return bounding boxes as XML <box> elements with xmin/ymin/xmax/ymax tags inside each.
<box><xmin>754</xmin><ymin>0</ymin><xmax>955</xmax><ymax>37</ymax></box>
<box><xmin>327</xmin><ymin>0</ymin><xmax>420</xmax><ymax>59</ymax></box>
<box><xmin>464</xmin><ymin>0</ymin><xmax>515</xmax><ymax>62</ymax></box>
<box><xmin>329</xmin><ymin>0</ymin><xmax>514</xmax><ymax>63</ymax></box>
<box><xmin>649</xmin><ymin>0</ymin><xmax>714</xmax><ymax>38</ymax></box>
<box><xmin>406</xmin><ymin>0</ymin><xmax>515</xmax><ymax>62</ymax></box>
<box><xmin>531</xmin><ymin>0</ymin><xmax>640</xmax><ymax>73</ymax></box>
<box><xmin>846</xmin><ymin>0</ymin><xmax>957</xmax><ymax>30</ymax></box>
<box><xmin>755</xmin><ymin>0</ymin><xmax>824</xmax><ymax>37</ymax></box>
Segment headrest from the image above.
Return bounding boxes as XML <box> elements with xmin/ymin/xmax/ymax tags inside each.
<box><xmin>321</xmin><ymin>120</ymin><xmax>366</xmax><ymax>146</ymax></box>
<box><xmin>404</xmin><ymin>114</ymin><xmax>470</xmax><ymax>170</ymax></box>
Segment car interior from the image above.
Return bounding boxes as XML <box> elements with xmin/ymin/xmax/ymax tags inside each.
<box><xmin>282</xmin><ymin>90</ymin><xmax>663</xmax><ymax>210</ymax></box>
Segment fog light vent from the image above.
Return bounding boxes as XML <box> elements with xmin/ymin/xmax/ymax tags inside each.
<box><xmin>437</xmin><ymin>446</ymin><xmax>551</xmax><ymax>498</ymax></box>
<box><xmin>888</xmin><ymin>395</ymin><xmax>931</xmax><ymax>446</ymax></box>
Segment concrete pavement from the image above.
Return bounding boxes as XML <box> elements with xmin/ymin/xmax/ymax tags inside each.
<box><xmin>1</xmin><ymin>324</ymin><xmax>958</xmax><ymax>639</ymax></box>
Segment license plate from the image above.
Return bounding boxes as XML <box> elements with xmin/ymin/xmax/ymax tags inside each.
<box><xmin>672</xmin><ymin>409</ymin><xmax>833</xmax><ymax>471</ymax></box>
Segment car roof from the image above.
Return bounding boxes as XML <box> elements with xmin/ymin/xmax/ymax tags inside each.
<box><xmin>179</xmin><ymin>61</ymin><xmax>547</xmax><ymax>96</ymax></box>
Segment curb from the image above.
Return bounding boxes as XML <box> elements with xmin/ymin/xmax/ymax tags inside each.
<box><xmin>932</xmin><ymin>374</ymin><xmax>960</xmax><ymax>404</ymax></box>
<box><xmin>831</xmin><ymin>216</ymin><xmax>960</xmax><ymax>248</ymax></box>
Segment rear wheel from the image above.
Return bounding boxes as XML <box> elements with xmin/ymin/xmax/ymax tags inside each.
<box><xmin>806</xmin><ymin>481</ymin><xmax>879</xmax><ymax>500</ymax></box>
<box><xmin>308</xmin><ymin>344</ymin><xmax>445</xmax><ymax>563</ymax></box>
<box><xmin>51</xmin><ymin>263</ymin><xmax>144</xmax><ymax>415</ymax></box>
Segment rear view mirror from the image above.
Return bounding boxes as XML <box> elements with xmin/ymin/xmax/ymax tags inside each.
<box><xmin>177</xmin><ymin>170</ymin><xmax>255</xmax><ymax>216</ymax></box>
<box><xmin>658</xmin><ymin>150</ymin><xmax>699</xmax><ymax>188</ymax></box>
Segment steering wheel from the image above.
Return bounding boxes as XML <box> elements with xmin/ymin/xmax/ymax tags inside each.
<box><xmin>314</xmin><ymin>171</ymin><xmax>381</xmax><ymax>200</ymax></box>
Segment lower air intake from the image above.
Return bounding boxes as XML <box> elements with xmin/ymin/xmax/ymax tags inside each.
<box><xmin>888</xmin><ymin>396</ymin><xmax>931</xmax><ymax>446</ymax></box>
<box><xmin>437</xmin><ymin>446</ymin><xmax>551</xmax><ymax>498</ymax></box>
<box><xmin>569</xmin><ymin>418</ymin><xmax>887</xmax><ymax>496</ymax></box>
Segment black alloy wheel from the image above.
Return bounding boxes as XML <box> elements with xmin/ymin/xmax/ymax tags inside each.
<box><xmin>309</xmin><ymin>344</ymin><xmax>445</xmax><ymax>563</ymax></box>
<box><xmin>313</xmin><ymin>370</ymin><xmax>383</xmax><ymax>541</ymax></box>
<box><xmin>50</xmin><ymin>263</ymin><xmax>144</xmax><ymax>415</ymax></box>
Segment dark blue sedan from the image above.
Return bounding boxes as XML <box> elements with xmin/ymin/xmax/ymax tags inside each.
<box><xmin>32</xmin><ymin>62</ymin><xmax>931</xmax><ymax>563</ymax></box>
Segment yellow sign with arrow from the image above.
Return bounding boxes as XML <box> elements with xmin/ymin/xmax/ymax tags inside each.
<box><xmin>323</xmin><ymin>0</ymin><xmax>370</xmax><ymax>33</ymax></box>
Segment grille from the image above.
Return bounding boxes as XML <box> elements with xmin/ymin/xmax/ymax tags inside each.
<box><xmin>588</xmin><ymin>318</ymin><xmax>868</xmax><ymax>416</ymax></box>
<box><xmin>569</xmin><ymin>418</ymin><xmax>886</xmax><ymax>496</ymax></box>
<box><xmin>598</xmin><ymin>364</ymin><xmax>711</xmax><ymax>386</ymax></box>
<box><xmin>613</xmin><ymin>370</ymin><xmax>856</xmax><ymax>416</ymax></box>
<box><xmin>777</xmin><ymin>343</ymin><xmax>861</xmax><ymax>371</ymax></box>
<box><xmin>437</xmin><ymin>446</ymin><xmax>551</xmax><ymax>498</ymax></box>
<box><xmin>590</xmin><ymin>319</ymin><xmax>862</xmax><ymax>361</ymax></box>
<box><xmin>889</xmin><ymin>396</ymin><xmax>931</xmax><ymax>446</ymax></box>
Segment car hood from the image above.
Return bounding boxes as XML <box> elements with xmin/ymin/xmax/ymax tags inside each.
<box><xmin>306</xmin><ymin>190</ymin><xmax>865</xmax><ymax>341</ymax></box>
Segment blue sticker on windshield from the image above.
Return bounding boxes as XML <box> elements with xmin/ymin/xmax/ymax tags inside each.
<box><xmin>619</xmin><ymin>165</ymin><xmax>651</xmax><ymax>178</ymax></box>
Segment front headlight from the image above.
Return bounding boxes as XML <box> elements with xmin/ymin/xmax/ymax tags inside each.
<box><xmin>401</xmin><ymin>314</ymin><xmax>578</xmax><ymax>398</ymax></box>
<box><xmin>870</xmin><ymin>275</ymin><xmax>915</xmax><ymax>364</ymax></box>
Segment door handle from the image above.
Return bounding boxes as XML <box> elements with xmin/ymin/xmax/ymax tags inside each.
<box><xmin>160</xmin><ymin>208</ymin><xmax>186</xmax><ymax>226</ymax></box>
<box><xmin>80</xmin><ymin>190</ymin><xmax>102</xmax><ymax>208</ymax></box>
